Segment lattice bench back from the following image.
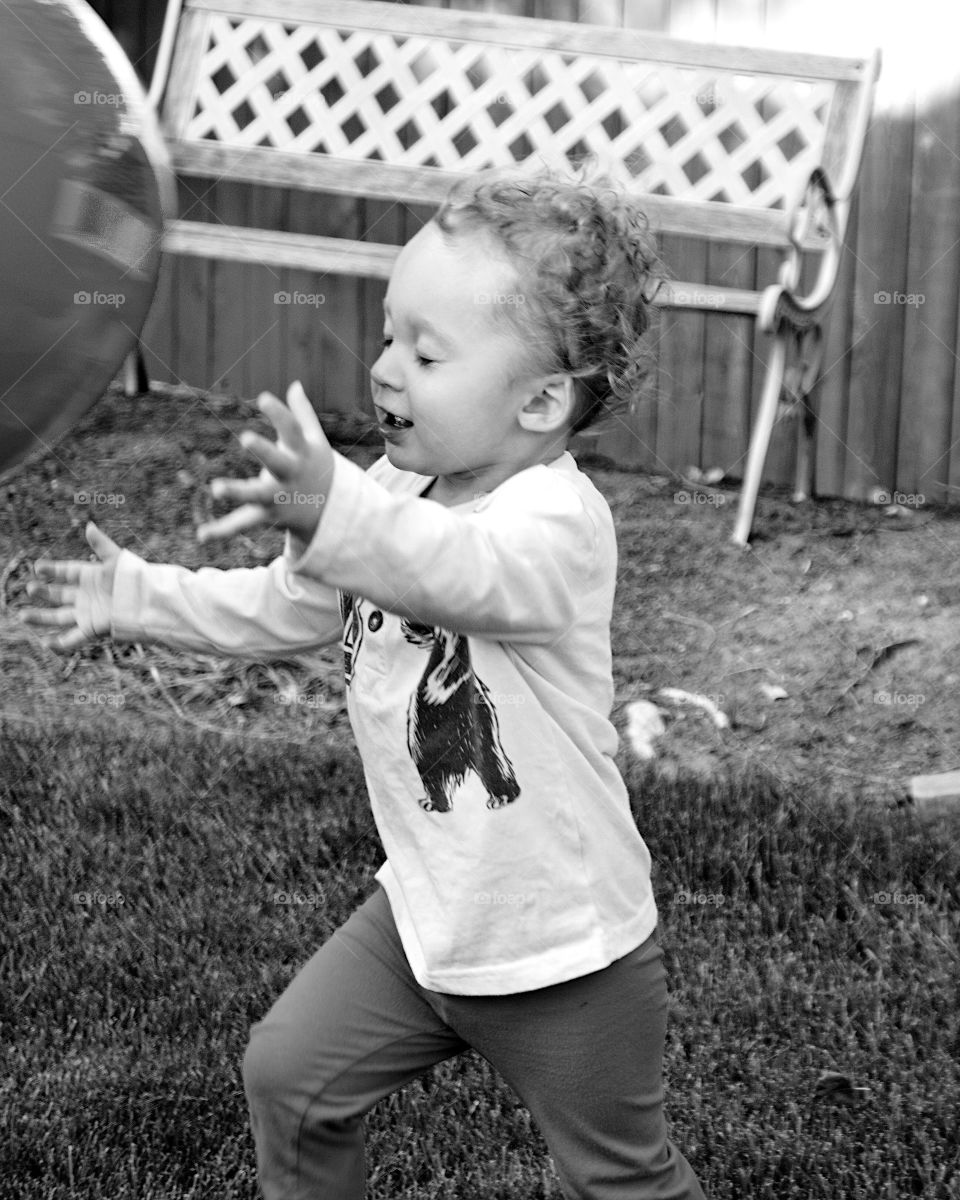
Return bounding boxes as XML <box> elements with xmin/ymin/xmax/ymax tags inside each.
<box><xmin>159</xmin><ymin>0</ymin><xmax>879</xmax><ymax>306</ymax></box>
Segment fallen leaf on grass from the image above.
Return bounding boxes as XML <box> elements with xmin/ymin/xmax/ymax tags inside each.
<box><xmin>855</xmin><ymin>639</ymin><xmax>922</xmax><ymax>670</ymax></box>
<box><xmin>827</xmin><ymin>638</ymin><xmax>924</xmax><ymax>716</ymax></box>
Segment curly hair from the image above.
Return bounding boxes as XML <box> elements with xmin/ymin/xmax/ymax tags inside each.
<box><xmin>433</xmin><ymin>167</ymin><xmax>662</xmax><ymax>434</ymax></box>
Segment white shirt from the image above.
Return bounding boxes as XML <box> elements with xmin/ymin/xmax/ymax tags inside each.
<box><xmin>112</xmin><ymin>450</ymin><xmax>657</xmax><ymax>994</ymax></box>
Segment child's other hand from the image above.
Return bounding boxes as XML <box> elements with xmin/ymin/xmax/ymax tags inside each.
<box><xmin>197</xmin><ymin>381</ymin><xmax>334</xmax><ymax>545</ymax></box>
<box><xmin>20</xmin><ymin>521</ymin><xmax>120</xmax><ymax>651</ymax></box>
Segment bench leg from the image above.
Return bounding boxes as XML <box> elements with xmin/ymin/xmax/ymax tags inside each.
<box><xmin>731</xmin><ymin>333</ymin><xmax>787</xmax><ymax>547</ymax></box>
<box><xmin>790</xmin><ymin>326</ymin><xmax>824</xmax><ymax>503</ymax></box>
<box><xmin>123</xmin><ymin>346</ymin><xmax>149</xmax><ymax>396</ymax></box>
<box><xmin>793</xmin><ymin>395</ymin><xmax>817</xmax><ymax>503</ymax></box>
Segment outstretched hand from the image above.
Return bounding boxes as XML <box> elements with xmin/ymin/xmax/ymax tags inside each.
<box><xmin>20</xmin><ymin>521</ymin><xmax>121</xmax><ymax>652</ymax></box>
<box><xmin>197</xmin><ymin>381</ymin><xmax>334</xmax><ymax>545</ymax></box>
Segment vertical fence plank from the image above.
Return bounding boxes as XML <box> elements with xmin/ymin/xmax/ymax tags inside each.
<box><xmin>701</xmin><ymin>252</ymin><xmax>757</xmax><ymax>480</ymax></box>
<box><xmin>897</xmin><ymin>93</ymin><xmax>960</xmax><ymax>503</ymax></box>
<box><xmin>208</xmin><ymin>181</ymin><xmax>254</xmax><ymax>397</ymax></box>
<box><xmin>577</xmin><ymin>0</ymin><xmax>625</xmax><ymax>26</ymax></box>
<box><xmin>285</xmin><ymin>191</ymin><xmax>367</xmax><ymax>415</ymax></box>
<box><xmin>138</xmin><ymin>253</ymin><xmax>178</xmax><ymax>385</ymax></box>
<box><xmin>811</xmin><ymin>189</ymin><xmax>859</xmax><ymax>498</ymax></box>
<box><xmin>841</xmin><ymin>106</ymin><xmax>914</xmax><ymax>500</ymax></box>
<box><xmin>533</xmin><ymin>0</ymin><xmax>578</xmax><ymax>16</ymax></box>
<box><xmin>172</xmin><ymin>176</ymin><xmax>215</xmax><ymax>391</ymax></box>
<box><xmin>623</xmin><ymin>0</ymin><xmax>670</xmax><ymax>28</ymax></box>
<box><xmin>950</xmin><ymin>299</ymin><xmax>960</xmax><ymax>503</ymax></box>
<box><xmin>244</xmin><ymin>185</ymin><xmax>287</xmax><ymax>397</ymax></box>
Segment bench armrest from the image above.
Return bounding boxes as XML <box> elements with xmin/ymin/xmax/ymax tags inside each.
<box><xmin>758</xmin><ymin>166</ymin><xmax>842</xmax><ymax>335</ymax></box>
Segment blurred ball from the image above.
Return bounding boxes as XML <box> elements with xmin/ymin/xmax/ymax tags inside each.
<box><xmin>0</xmin><ymin>0</ymin><xmax>174</xmax><ymax>481</ymax></box>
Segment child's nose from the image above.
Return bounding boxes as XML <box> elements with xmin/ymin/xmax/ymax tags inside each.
<box><xmin>371</xmin><ymin>345</ymin><xmax>402</xmax><ymax>393</ymax></box>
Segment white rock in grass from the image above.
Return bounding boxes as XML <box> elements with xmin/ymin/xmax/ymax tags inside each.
<box><xmin>625</xmin><ymin>701</ymin><xmax>666</xmax><ymax>760</ymax></box>
<box><xmin>658</xmin><ymin>687</ymin><xmax>730</xmax><ymax>729</ymax></box>
<box><xmin>908</xmin><ymin>769</ymin><xmax>960</xmax><ymax>810</ymax></box>
<box><xmin>760</xmin><ymin>682</ymin><xmax>788</xmax><ymax>701</ymax></box>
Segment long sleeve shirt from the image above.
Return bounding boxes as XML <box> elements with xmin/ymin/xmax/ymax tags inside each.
<box><xmin>111</xmin><ymin>449</ymin><xmax>657</xmax><ymax>994</ymax></box>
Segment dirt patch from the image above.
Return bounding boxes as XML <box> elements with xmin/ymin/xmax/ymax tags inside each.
<box><xmin>3</xmin><ymin>386</ymin><xmax>959</xmax><ymax>805</ymax></box>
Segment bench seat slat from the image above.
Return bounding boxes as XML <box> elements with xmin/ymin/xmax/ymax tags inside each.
<box><xmin>171</xmin><ymin>143</ymin><xmax>820</xmax><ymax>249</ymax></box>
<box><xmin>161</xmin><ymin>219</ymin><xmax>764</xmax><ymax>315</ymax></box>
<box><xmin>162</xmin><ymin>219</ymin><xmax>400</xmax><ymax>277</ymax></box>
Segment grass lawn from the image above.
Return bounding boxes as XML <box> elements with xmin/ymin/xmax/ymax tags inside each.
<box><xmin>2</xmin><ymin>388</ymin><xmax>959</xmax><ymax>1197</ymax></box>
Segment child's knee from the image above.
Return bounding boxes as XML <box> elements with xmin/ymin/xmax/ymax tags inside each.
<box><xmin>242</xmin><ymin>1014</ymin><xmax>361</xmax><ymax>1127</ymax></box>
<box><xmin>243</xmin><ymin>1016</ymin><xmax>306</xmax><ymax>1113</ymax></box>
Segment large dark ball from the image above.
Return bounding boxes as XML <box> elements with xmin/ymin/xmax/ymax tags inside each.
<box><xmin>0</xmin><ymin>0</ymin><xmax>174</xmax><ymax>480</ymax></box>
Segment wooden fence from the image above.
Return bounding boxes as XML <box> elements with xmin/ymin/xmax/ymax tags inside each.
<box><xmin>92</xmin><ymin>0</ymin><xmax>960</xmax><ymax>504</ymax></box>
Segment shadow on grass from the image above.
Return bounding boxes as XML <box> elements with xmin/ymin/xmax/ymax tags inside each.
<box><xmin>2</xmin><ymin>720</ymin><xmax>958</xmax><ymax>1199</ymax></box>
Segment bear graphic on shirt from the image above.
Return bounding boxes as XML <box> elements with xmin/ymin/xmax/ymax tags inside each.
<box><xmin>401</xmin><ymin>619</ymin><xmax>521</xmax><ymax>813</ymax></box>
<box><xmin>338</xmin><ymin>593</ymin><xmax>520</xmax><ymax>813</ymax></box>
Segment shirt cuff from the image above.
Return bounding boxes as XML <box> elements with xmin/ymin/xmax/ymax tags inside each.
<box><xmin>110</xmin><ymin>548</ymin><xmax>150</xmax><ymax>642</ymax></box>
<box><xmin>284</xmin><ymin>450</ymin><xmax>373</xmax><ymax>581</ymax></box>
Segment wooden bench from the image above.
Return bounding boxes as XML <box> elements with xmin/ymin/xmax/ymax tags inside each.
<box><xmin>148</xmin><ymin>0</ymin><xmax>879</xmax><ymax>544</ymax></box>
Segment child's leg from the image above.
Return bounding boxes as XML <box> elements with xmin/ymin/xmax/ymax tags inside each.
<box><xmin>431</xmin><ymin>934</ymin><xmax>707</xmax><ymax>1200</ymax></box>
<box><xmin>242</xmin><ymin>886</ymin><xmax>467</xmax><ymax>1200</ymax></box>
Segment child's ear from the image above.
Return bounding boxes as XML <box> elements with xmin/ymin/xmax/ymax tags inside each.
<box><xmin>518</xmin><ymin>375</ymin><xmax>576</xmax><ymax>434</ymax></box>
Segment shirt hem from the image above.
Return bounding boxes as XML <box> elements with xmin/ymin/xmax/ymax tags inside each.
<box><xmin>377</xmin><ymin>863</ymin><xmax>658</xmax><ymax>997</ymax></box>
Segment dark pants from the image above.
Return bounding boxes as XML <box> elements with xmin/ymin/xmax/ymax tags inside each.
<box><xmin>243</xmin><ymin>885</ymin><xmax>707</xmax><ymax>1199</ymax></box>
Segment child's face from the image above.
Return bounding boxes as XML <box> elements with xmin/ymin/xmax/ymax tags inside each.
<box><xmin>370</xmin><ymin>222</ymin><xmax>558</xmax><ymax>501</ymax></box>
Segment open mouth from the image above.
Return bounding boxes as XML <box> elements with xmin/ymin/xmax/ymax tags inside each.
<box><xmin>377</xmin><ymin>408</ymin><xmax>414</xmax><ymax>430</ymax></box>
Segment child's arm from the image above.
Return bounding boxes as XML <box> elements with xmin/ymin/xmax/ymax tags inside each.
<box><xmin>21</xmin><ymin>520</ymin><xmax>343</xmax><ymax>657</ymax></box>
<box><xmin>203</xmin><ymin>387</ymin><xmax>602</xmax><ymax>643</ymax></box>
<box><xmin>286</xmin><ymin>453</ymin><xmax>599</xmax><ymax>642</ymax></box>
